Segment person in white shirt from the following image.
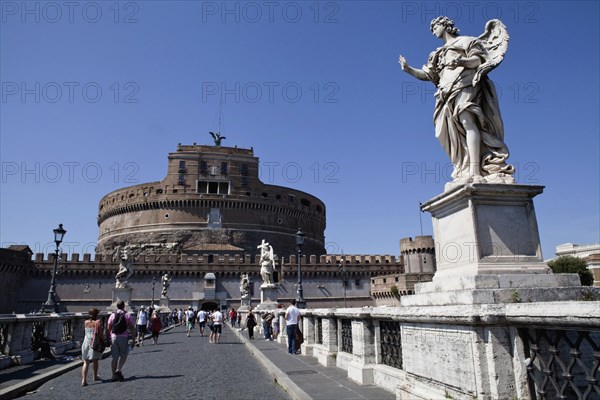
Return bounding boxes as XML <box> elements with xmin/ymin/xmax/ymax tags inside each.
<box><xmin>136</xmin><ymin>306</ymin><xmax>148</xmax><ymax>346</ymax></box>
<box><xmin>210</xmin><ymin>309</ymin><xmax>223</xmax><ymax>344</ymax></box>
<box><xmin>185</xmin><ymin>307</ymin><xmax>195</xmax><ymax>337</ymax></box>
<box><xmin>285</xmin><ymin>299</ymin><xmax>300</xmax><ymax>354</ymax></box>
<box><xmin>197</xmin><ymin>309</ymin><xmax>207</xmax><ymax>336</ymax></box>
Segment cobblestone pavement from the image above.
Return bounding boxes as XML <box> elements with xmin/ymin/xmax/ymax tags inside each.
<box><xmin>17</xmin><ymin>324</ymin><xmax>290</xmax><ymax>400</ymax></box>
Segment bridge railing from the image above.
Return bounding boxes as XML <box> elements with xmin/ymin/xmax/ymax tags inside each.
<box><xmin>256</xmin><ymin>302</ymin><xmax>599</xmax><ymax>399</ymax></box>
<box><xmin>0</xmin><ymin>309</ymin><xmax>175</xmax><ymax>371</ymax></box>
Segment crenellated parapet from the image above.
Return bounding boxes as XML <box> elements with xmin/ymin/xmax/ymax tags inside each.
<box><xmin>400</xmin><ymin>236</ymin><xmax>436</xmax><ymax>274</ymax></box>
<box><xmin>30</xmin><ymin>252</ymin><xmax>404</xmax><ymax>279</ymax></box>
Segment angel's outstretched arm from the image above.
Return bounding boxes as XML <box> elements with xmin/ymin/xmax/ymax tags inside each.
<box><xmin>398</xmin><ymin>55</ymin><xmax>429</xmax><ymax>81</ymax></box>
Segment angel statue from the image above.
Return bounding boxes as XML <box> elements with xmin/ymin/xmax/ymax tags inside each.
<box><xmin>114</xmin><ymin>246</ymin><xmax>134</xmax><ymax>288</ymax></box>
<box><xmin>399</xmin><ymin>17</ymin><xmax>515</xmax><ymax>187</ymax></box>
<box><xmin>161</xmin><ymin>273</ymin><xmax>172</xmax><ymax>298</ymax></box>
<box><xmin>240</xmin><ymin>273</ymin><xmax>250</xmax><ymax>298</ymax></box>
<box><xmin>257</xmin><ymin>240</ymin><xmax>276</xmax><ymax>286</ymax></box>
<box><xmin>209</xmin><ymin>131</ymin><xmax>226</xmax><ymax>147</ymax></box>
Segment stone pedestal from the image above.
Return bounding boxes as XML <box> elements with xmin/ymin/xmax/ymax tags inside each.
<box><xmin>107</xmin><ymin>286</ymin><xmax>135</xmax><ymax>312</ymax></box>
<box><xmin>239</xmin><ymin>296</ymin><xmax>251</xmax><ymax>311</ymax></box>
<box><xmin>155</xmin><ymin>297</ymin><xmax>171</xmax><ymax>313</ymax></box>
<box><xmin>255</xmin><ymin>285</ymin><xmax>278</xmax><ymax>310</ymax></box>
<box><xmin>402</xmin><ymin>183</ymin><xmax>585</xmax><ymax>306</ymax></box>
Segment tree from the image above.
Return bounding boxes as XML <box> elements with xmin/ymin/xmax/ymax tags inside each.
<box><xmin>548</xmin><ymin>256</ymin><xmax>593</xmax><ymax>286</ymax></box>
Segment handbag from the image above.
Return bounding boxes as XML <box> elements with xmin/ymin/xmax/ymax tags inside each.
<box><xmin>92</xmin><ymin>338</ymin><xmax>106</xmax><ymax>352</ymax></box>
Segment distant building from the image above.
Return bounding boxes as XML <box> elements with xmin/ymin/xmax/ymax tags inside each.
<box><xmin>97</xmin><ymin>144</ymin><xmax>326</xmax><ymax>257</ymax></box>
<box><xmin>371</xmin><ymin>236</ymin><xmax>436</xmax><ymax>306</ymax></box>
<box><xmin>555</xmin><ymin>243</ymin><xmax>600</xmax><ymax>287</ymax></box>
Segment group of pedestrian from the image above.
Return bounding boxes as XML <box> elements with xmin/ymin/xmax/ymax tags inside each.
<box><xmin>179</xmin><ymin>306</ymin><xmax>224</xmax><ymax>343</ymax></box>
<box><xmin>80</xmin><ymin>300</ymin><xmax>164</xmax><ymax>386</ymax></box>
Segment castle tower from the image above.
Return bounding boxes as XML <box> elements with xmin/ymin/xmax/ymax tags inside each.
<box><xmin>97</xmin><ymin>144</ymin><xmax>326</xmax><ymax>256</ymax></box>
<box><xmin>400</xmin><ymin>236</ymin><xmax>436</xmax><ymax>274</ymax></box>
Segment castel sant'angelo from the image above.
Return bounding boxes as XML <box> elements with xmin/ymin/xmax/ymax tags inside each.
<box><xmin>1</xmin><ymin>141</ymin><xmax>436</xmax><ymax>313</ymax></box>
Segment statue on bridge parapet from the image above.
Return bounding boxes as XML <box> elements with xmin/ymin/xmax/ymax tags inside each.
<box><xmin>257</xmin><ymin>240</ymin><xmax>277</xmax><ymax>287</ymax></box>
<box><xmin>240</xmin><ymin>273</ymin><xmax>250</xmax><ymax>299</ymax></box>
<box><xmin>161</xmin><ymin>273</ymin><xmax>172</xmax><ymax>298</ymax></box>
<box><xmin>114</xmin><ymin>246</ymin><xmax>134</xmax><ymax>288</ymax></box>
<box><xmin>398</xmin><ymin>16</ymin><xmax>514</xmax><ymax>189</ymax></box>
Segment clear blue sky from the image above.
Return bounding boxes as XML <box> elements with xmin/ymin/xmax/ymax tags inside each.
<box><xmin>1</xmin><ymin>1</ymin><xmax>599</xmax><ymax>260</ymax></box>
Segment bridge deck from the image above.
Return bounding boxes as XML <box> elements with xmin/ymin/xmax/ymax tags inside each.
<box><xmin>1</xmin><ymin>323</ymin><xmax>395</xmax><ymax>400</ymax></box>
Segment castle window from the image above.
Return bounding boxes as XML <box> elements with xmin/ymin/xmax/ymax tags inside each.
<box><xmin>316</xmin><ymin>205</ymin><xmax>323</xmax><ymax>212</ymax></box>
<box><xmin>197</xmin><ymin>180</ymin><xmax>229</xmax><ymax>195</ymax></box>
<box><xmin>355</xmin><ymin>279</ymin><xmax>361</xmax><ymax>287</ymax></box>
<box><xmin>178</xmin><ymin>160</ymin><xmax>186</xmax><ymax>172</ymax></box>
<box><xmin>300</xmin><ymin>198</ymin><xmax>311</xmax><ymax>207</ymax></box>
<box><xmin>241</xmin><ymin>163</ymin><xmax>248</xmax><ymax>176</ymax></box>
<box><xmin>221</xmin><ymin>162</ymin><xmax>228</xmax><ymax>175</ymax></box>
<box><xmin>288</xmin><ymin>194</ymin><xmax>295</xmax><ymax>202</ymax></box>
<box><xmin>178</xmin><ymin>174</ymin><xmax>185</xmax><ymax>185</ymax></box>
<box><xmin>261</xmin><ymin>193</ymin><xmax>268</xmax><ymax>198</ymax></box>
<box><xmin>276</xmin><ymin>194</ymin><xmax>281</xmax><ymax>200</ymax></box>
<box><xmin>241</xmin><ymin>177</ymin><xmax>248</xmax><ymax>187</ymax></box>
<box><xmin>200</xmin><ymin>161</ymin><xmax>207</xmax><ymax>174</ymax></box>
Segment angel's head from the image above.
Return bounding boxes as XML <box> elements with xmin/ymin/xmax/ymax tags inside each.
<box><xmin>430</xmin><ymin>16</ymin><xmax>459</xmax><ymax>36</ymax></box>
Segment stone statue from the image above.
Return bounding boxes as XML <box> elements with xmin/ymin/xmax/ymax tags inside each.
<box><xmin>114</xmin><ymin>246</ymin><xmax>134</xmax><ymax>288</ymax></box>
<box><xmin>209</xmin><ymin>131</ymin><xmax>226</xmax><ymax>147</ymax></box>
<box><xmin>240</xmin><ymin>273</ymin><xmax>250</xmax><ymax>298</ymax></box>
<box><xmin>399</xmin><ymin>17</ymin><xmax>514</xmax><ymax>187</ymax></box>
<box><xmin>161</xmin><ymin>273</ymin><xmax>171</xmax><ymax>298</ymax></box>
<box><xmin>257</xmin><ymin>240</ymin><xmax>276</xmax><ymax>286</ymax></box>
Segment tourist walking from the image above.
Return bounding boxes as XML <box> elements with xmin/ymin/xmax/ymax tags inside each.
<box><xmin>262</xmin><ymin>311</ymin><xmax>275</xmax><ymax>341</ymax></box>
<box><xmin>246</xmin><ymin>310</ymin><xmax>257</xmax><ymax>340</ymax></box>
<box><xmin>285</xmin><ymin>299</ymin><xmax>300</xmax><ymax>354</ymax></box>
<box><xmin>107</xmin><ymin>300</ymin><xmax>135</xmax><ymax>382</ymax></box>
<box><xmin>81</xmin><ymin>308</ymin><xmax>104</xmax><ymax>386</ymax></box>
<box><xmin>150</xmin><ymin>311</ymin><xmax>162</xmax><ymax>344</ymax></box>
<box><xmin>136</xmin><ymin>305</ymin><xmax>148</xmax><ymax>346</ymax></box>
<box><xmin>237</xmin><ymin>313</ymin><xmax>241</xmax><ymax>328</ymax></box>
<box><xmin>197</xmin><ymin>309</ymin><xmax>207</xmax><ymax>336</ymax></box>
<box><xmin>185</xmin><ymin>307</ymin><xmax>195</xmax><ymax>337</ymax></box>
<box><xmin>209</xmin><ymin>308</ymin><xmax>223</xmax><ymax>343</ymax></box>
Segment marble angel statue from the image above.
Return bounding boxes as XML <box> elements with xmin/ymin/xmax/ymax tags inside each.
<box><xmin>399</xmin><ymin>17</ymin><xmax>515</xmax><ymax>187</ymax></box>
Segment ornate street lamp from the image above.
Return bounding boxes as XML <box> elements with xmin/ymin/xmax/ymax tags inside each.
<box><xmin>151</xmin><ymin>276</ymin><xmax>156</xmax><ymax>307</ymax></box>
<box><xmin>338</xmin><ymin>254</ymin><xmax>348</xmax><ymax>307</ymax></box>
<box><xmin>41</xmin><ymin>224</ymin><xmax>66</xmax><ymax>313</ymax></box>
<box><xmin>295</xmin><ymin>229</ymin><xmax>306</xmax><ymax>309</ymax></box>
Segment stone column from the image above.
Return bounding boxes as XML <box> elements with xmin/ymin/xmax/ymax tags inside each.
<box><xmin>9</xmin><ymin>318</ymin><xmax>35</xmax><ymax>365</ymax></box>
<box><xmin>347</xmin><ymin>317</ymin><xmax>376</xmax><ymax>384</ymax></box>
<box><xmin>316</xmin><ymin>315</ymin><xmax>338</xmax><ymax>367</ymax></box>
<box><xmin>46</xmin><ymin>318</ymin><xmax>65</xmax><ymax>355</ymax></box>
<box><xmin>301</xmin><ymin>315</ymin><xmax>315</xmax><ymax>356</ymax></box>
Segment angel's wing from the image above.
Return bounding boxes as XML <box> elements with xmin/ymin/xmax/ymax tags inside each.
<box><xmin>473</xmin><ymin>19</ymin><xmax>509</xmax><ymax>86</ymax></box>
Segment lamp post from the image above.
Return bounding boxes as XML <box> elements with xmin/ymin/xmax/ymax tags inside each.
<box><xmin>295</xmin><ymin>229</ymin><xmax>306</xmax><ymax>309</ymax></box>
<box><xmin>41</xmin><ymin>224</ymin><xmax>66</xmax><ymax>313</ymax></box>
<box><xmin>338</xmin><ymin>255</ymin><xmax>348</xmax><ymax>307</ymax></box>
<box><xmin>151</xmin><ymin>276</ymin><xmax>156</xmax><ymax>308</ymax></box>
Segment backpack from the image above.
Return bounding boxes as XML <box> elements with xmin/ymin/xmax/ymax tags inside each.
<box><xmin>112</xmin><ymin>312</ymin><xmax>128</xmax><ymax>334</ymax></box>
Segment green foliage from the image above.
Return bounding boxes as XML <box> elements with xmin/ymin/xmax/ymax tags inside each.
<box><xmin>390</xmin><ymin>285</ymin><xmax>399</xmax><ymax>296</ymax></box>
<box><xmin>512</xmin><ymin>289</ymin><xmax>521</xmax><ymax>303</ymax></box>
<box><xmin>548</xmin><ymin>256</ymin><xmax>593</xmax><ymax>286</ymax></box>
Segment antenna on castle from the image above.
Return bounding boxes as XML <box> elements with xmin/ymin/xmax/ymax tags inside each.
<box><xmin>419</xmin><ymin>202</ymin><xmax>423</xmax><ymax>236</ymax></box>
<box><xmin>217</xmin><ymin>100</ymin><xmax>223</xmax><ymax>134</ymax></box>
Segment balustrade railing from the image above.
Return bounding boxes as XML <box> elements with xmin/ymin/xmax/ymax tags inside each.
<box><xmin>519</xmin><ymin>327</ymin><xmax>600</xmax><ymax>400</ymax></box>
<box><xmin>316</xmin><ymin>318</ymin><xmax>323</xmax><ymax>345</ymax></box>
<box><xmin>380</xmin><ymin>320</ymin><xmax>402</xmax><ymax>369</ymax></box>
<box><xmin>341</xmin><ymin>319</ymin><xmax>352</xmax><ymax>354</ymax></box>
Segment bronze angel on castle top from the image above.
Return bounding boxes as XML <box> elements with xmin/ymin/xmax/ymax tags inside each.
<box><xmin>399</xmin><ymin>17</ymin><xmax>514</xmax><ymax>189</ymax></box>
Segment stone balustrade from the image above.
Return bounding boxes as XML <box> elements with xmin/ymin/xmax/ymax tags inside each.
<box><xmin>0</xmin><ymin>312</ymin><xmax>104</xmax><ymax>370</ymax></box>
<box><xmin>256</xmin><ymin>302</ymin><xmax>600</xmax><ymax>399</ymax></box>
